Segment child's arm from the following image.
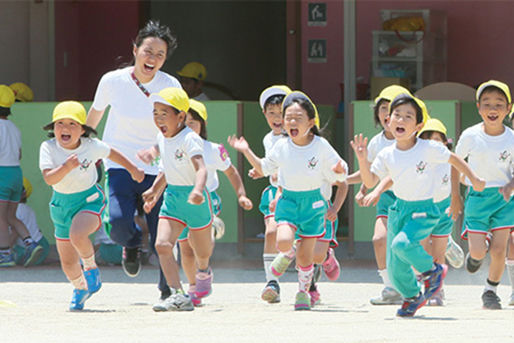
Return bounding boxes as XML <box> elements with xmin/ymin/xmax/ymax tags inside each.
<box><xmin>346</xmin><ymin>170</ymin><xmax>362</xmax><ymax>185</ymax></box>
<box><xmin>42</xmin><ymin>154</ymin><xmax>80</xmax><ymax>185</ymax></box>
<box><xmin>362</xmin><ymin>176</ymin><xmax>393</xmax><ymax>207</ymax></box>
<box><xmin>108</xmin><ymin>148</ymin><xmax>145</xmax><ymax>183</ymax></box>
<box><xmin>142</xmin><ymin>172</ymin><xmax>166</xmax><ymax>213</ymax></box>
<box><xmin>449</xmin><ymin>166</ymin><xmax>463</xmax><ymax>220</ymax></box>
<box><xmin>189</xmin><ymin>155</ymin><xmax>208</xmax><ymax>205</ymax></box>
<box><xmin>86</xmin><ymin>107</ymin><xmax>106</xmax><ymax>130</ymax></box>
<box><xmin>227</xmin><ymin>135</ymin><xmax>265</xmax><ymax>176</ymax></box>
<box><xmin>223</xmin><ymin>165</ymin><xmax>253</xmax><ymax>210</ymax></box>
<box><xmin>350</xmin><ymin>134</ymin><xmax>380</xmax><ymax>189</ymax></box>
<box><xmin>499</xmin><ymin>177</ymin><xmax>514</xmax><ymax>201</ymax></box>
<box><xmin>269</xmin><ymin>186</ymin><xmax>283</xmax><ymax>213</ymax></box>
<box><xmin>448</xmin><ymin>153</ymin><xmax>485</xmax><ymax>191</ymax></box>
<box><xmin>327</xmin><ymin>181</ymin><xmax>348</xmax><ymax>222</ymax></box>
<box><xmin>137</xmin><ymin>144</ymin><xmax>160</xmax><ymax>165</ymax></box>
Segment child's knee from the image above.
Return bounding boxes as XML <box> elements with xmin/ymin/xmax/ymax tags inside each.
<box><xmin>276</xmin><ymin>239</ymin><xmax>293</xmax><ymax>253</ymax></box>
<box><xmin>372</xmin><ymin>234</ymin><xmax>387</xmax><ymax>248</ymax></box>
<box><xmin>155</xmin><ymin>240</ymin><xmax>174</xmax><ymax>255</ymax></box>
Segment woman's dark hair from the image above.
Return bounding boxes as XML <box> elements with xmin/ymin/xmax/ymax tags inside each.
<box><xmin>134</xmin><ymin>20</ymin><xmax>178</xmax><ymax>60</ymax></box>
<box><xmin>419</xmin><ymin>131</ymin><xmax>452</xmax><ymax>150</ymax></box>
<box><xmin>42</xmin><ymin>122</ymin><xmax>97</xmax><ymax>138</ymax></box>
<box><xmin>264</xmin><ymin>94</ymin><xmax>286</xmax><ymax>111</ymax></box>
<box><xmin>188</xmin><ymin>109</ymin><xmax>208</xmax><ymax>140</ymax></box>
<box><xmin>283</xmin><ymin>96</ymin><xmax>320</xmax><ymax>136</ymax></box>
<box><xmin>373</xmin><ymin>99</ymin><xmax>389</xmax><ymax>127</ymax></box>
<box><xmin>390</xmin><ymin>96</ymin><xmax>423</xmax><ymax>124</ymax></box>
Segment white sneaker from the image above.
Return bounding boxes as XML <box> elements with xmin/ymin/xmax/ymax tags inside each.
<box><xmin>212</xmin><ymin>216</ymin><xmax>225</xmax><ymax>240</ymax></box>
<box><xmin>509</xmin><ymin>292</ymin><xmax>514</xmax><ymax>306</ymax></box>
<box><xmin>445</xmin><ymin>236</ymin><xmax>464</xmax><ymax>269</ymax></box>
<box><xmin>370</xmin><ymin>287</ymin><xmax>403</xmax><ymax>305</ymax></box>
<box><xmin>153</xmin><ymin>291</ymin><xmax>194</xmax><ymax>312</ymax></box>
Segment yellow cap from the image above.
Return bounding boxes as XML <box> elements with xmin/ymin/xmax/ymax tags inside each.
<box><xmin>9</xmin><ymin>82</ymin><xmax>34</xmax><ymax>102</ymax></box>
<box><xmin>390</xmin><ymin>93</ymin><xmax>430</xmax><ymax>125</ymax></box>
<box><xmin>23</xmin><ymin>177</ymin><xmax>32</xmax><ymax>199</ymax></box>
<box><xmin>0</xmin><ymin>85</ymin><xmax>15</xmax><ymax>108</ymax></box>
<box><xmin>374</xmin><ymin>85</ymin><xmax>411</xmax><ymax>104</ymax></box>
<box><xmin>52</xmin><ymin>101</ymin><xmax>87</xmax><ymax>125</ymax></box>
<box><xmin>282</xmin><ymin>91</ymin><xmax>320</xmax><ymax>129</ymax></box>
<box><xmin>476</xmin><ymin>80</ymin><xmax>511</xmax><ymax>103</ymax></box>
<box><xmin>259</xmin><ymin>85</ymin><xmax>292</xmax><ymax>110</ymax></box>
<box><xmin>418</xmin><ymin>118</ymin><xmax>447</xmax><ymax>137</ymax></box>
<box><xmin>150</xmin><ymin>87</ymin><xmax>190</xmax><ymax>113</ymax></box>
<box><xmin>177</xmin><ymin>62</ymin><xmax>207</xmax><ymax>81</ymax></box>
<box><xmin>189</xmin><ymin>99</ymin><xmax>208</xmax><ymax>121</ymax></box>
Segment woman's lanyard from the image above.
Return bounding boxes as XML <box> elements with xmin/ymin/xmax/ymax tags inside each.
<box><xmin>131</xmin><ymin>71</ymin><xmax>151</xmax><ymax>97</ymax></box>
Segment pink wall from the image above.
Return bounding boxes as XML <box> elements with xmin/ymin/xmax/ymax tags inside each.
<box><xmin>301</xmin><ymin>0</ymin><xmax>514</xmax><ymax>109</ymax></box>
<box><xmin>55</xmin><ymin>1</ymin><xmax>140</xmax><ymax>101</ymax></box>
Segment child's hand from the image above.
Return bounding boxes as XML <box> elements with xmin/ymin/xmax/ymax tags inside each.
<box><xmin>326</xmin><ymin>207</ymin><xmax>338</xmax><ymax>222</ymax></box>
<box><xmin>142</xmin><ymin>188</ymin><xmax>158</xmax><ymax>213</ymax></box>
<box><xmin>238</xmin><ymin>195</ymin><xmax>253</xmax><ymax>210</ymax></box>
<box><xmin>354</xmin><ymin>189</ymin><xmax>366</xmax><ymax>207</ymax></box>
<box><xmin>137</xmin><ymin>148</ymin><xmax>156</xmax><ymax>165</ymax></box>
<box><xmin>350</xmin><ymin>134</ymin><xmax>369</xmax><ymax>162</ymax></box>
<box><xmin>499</xmin><ymin>183</ymin><xmax>514</xmax><ymax>201</ymax></box>
<box><xmin>227</xmin><ymin>135</ymin><xmax>249</xmax><ymax>153</ymax></box>
<box><xmin>362</xmin><ymin>190</ymin><xmax>380</xmax><ymax>207</ymax></box>
<box><xmin>269</xmin><ymin>198</ymin><xmax>278</xmax><ymax>212</ymax></box>
<box><xmin>64</xmin><ymin>154</ymin><xmax>80</xmax><ymax>171</ymax></box>
<box><xmin>332</xmin><ymin>160</ymin><xmax>347</xmax><ymax>175</ymax></box>
<box><xmin>449</xmin><ymin>194</ymin><xmax>463</xmax><ymax>221</ymax></box>
<box><xmin>188</xmin><ymin>189</ymin><xmax>204</xmax><ymax>205</ymax></box>
<box><xmin>248</xmin><ymin>168</ymin><xmax>264</xmax><ymax>180</ymax></box>
<box><xmin>130</xmin><ymin>168</ymin><xmax>145</xmax><ymax>183</ymax></box>
<box><xmin>471</xmin><ymin>177</ymin><xmax>486</xmax><ymax>192</ymax></box>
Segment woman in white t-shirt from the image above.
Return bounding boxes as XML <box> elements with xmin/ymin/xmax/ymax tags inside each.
<box><xmin>86</xmin><ymin>20</ymin><xmax>181</xmax><ymax>299</ymax></box>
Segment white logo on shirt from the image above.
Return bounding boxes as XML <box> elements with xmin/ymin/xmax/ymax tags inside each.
<box><xmin>175</xmin><ymin>149</ymin><xmax>185</xmax><ymax>161</ymax></box>
<box><xmin>79</xmin><ymin>158</ymin><xmax>92</xmax><ymax>171</ymax></box>
<box><xmin>308</xmin><ymin>156</ymin><xmax>319</xmax><ymax>169</ymax></box>
<box><xmin>415</xmin><ymin>161</ymin><xmax>427</xmax><ymax>174</ymax></box>
<box><xmin>499</xmin><ymin>150</ymin><xmax>510</xmax><ymax>162</ymax></box>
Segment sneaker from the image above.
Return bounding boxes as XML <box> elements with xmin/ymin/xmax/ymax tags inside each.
<box><xmin>122</xmin><ymin>247</ymin><xmax>141</xmax><ymax>277</ymax></box>
<box><xmin>294</xmin><ymin>291</ymin><xmax>311</xmax><ymax>311</ymax></box>
<box><xmin>396</xmin><ymin>292</ymin><xmax>427</xmax><ymax>317</ymax></box>
<box><xmin>370</xmin><ymin>287</ymin><xmax>403</xmax><ymax>305</ymax></box>
<box><xmin>308</xmin><ymin>284</ymin><xmax>321</xmax><ymax>307</ymax></box>
<box><xmin>160</xmin><ymin>288</ymin><xmax>171</xmax><ymax>301</ymax></box>
<box><xmin>69</xmin><ymin>289</ymin><xmax>89</xmax><ymax>311</ymax></box>
<box><xmin>270</xmin><ymin>253</ymin><xmax>294</xmax><ymax>277</ymax></box>
<box><xmin>508</xmin><ymin>291</ymin><xmax>514</xmax><ymax>306</ymax></box>
<box><xmin>261</xmin><ymin>280</ymin><xmax>280</xmax><ymax>303</ymax></box>
<box><xmin>84</xmin><ymin>268</ymin><xmax>102</xmax><ymax>298</ymax></box>
<box><xmin>423</xmin><ymin>263</ymin><xmax>448</xmax><ymax>300</ymax></box>
<box><xmin>322</xmin><ymin>248</ymin><xmax>340</xmax><ymax>281</ymax></box>
<box><xmin>212</xmin><ymin>216</ymin><xmax>225</xmax><ymax>240</ymax></box>
<box><xmin>188</xmin><ymin>287</ymin><xmax>202</xmax><ymax>307</ymax></box>
<box><xmin>153</xmin><ymin>290</ymin><xmax>194</xmax><ymax>312</ymax></box>
<box><xmin>312</xmin><ymin>264</ymin><xmax>322</xmax><ymax>284</ymax></box>
<box><xmin>482</xmin><ymin>290</ymin><xmax>501</xmax><ymax>310</ymax></box>
<box><xmin>445</xmin><ymin>236</ymin><xmax>464</xmax><ymax>269</ymax></box>
<box><xmin>195</xmin><ymin>268</ymin><xmax>213</xmax><ymax>298</ymax></box>
<box><xmin>427</xmin><ymin>288</ymin><xmax>445</xmax><ymax>306</ymax></box>
<box><xmin>0</xmin><ymin>254</ymin><xmax>15</xmax><ymax>267</ymax></box>
<box><xmin>23</xmin><ymin>242</ymin><xmax>43</xmax><ymax>267</ymax></box>
<box><xmin>464</xmin><ymin>252</ymin><xmax>483</xmax><ymax>274</ymax></box>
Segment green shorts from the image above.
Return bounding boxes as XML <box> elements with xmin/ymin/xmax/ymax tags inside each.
<box><xmin>50</xmin><ymin>185</ymin><xmax>106</xmax><ymax>241</ymax></box>
<box><xmin>275</xmin><ymin>188</ymin><xmax>327</xmax><ymax>239</ymax></box>
<box><xmin>259</xmin><ymin>185</ymin><xmax>278</xmax><ymax>219</ymax></box>
<box><xmin>0</xmin><ymin>166</ymin><xmax>22</xmax><ymax>202</ymax></box>
<box><xmin>461</xmin><ymin>187</ymin><xmax>514</xmax><ymax>240</ymax></box>
<box><xmin>318</xmin><ymin>200</ymin><xmax>339</xmax><ymax>247</ymax></box>
<box><xmin>177</xmin><ymin>191</ymin><xmax>220</xmax><ymax>242</ymax></box>
<box><xmin>376</xmin><ymin>190</ymin><xmax>396</xmax><ymax>219</ymax></box>
<box><xmin>159</xmin><ymin>185</ymin><xmax>213</xmax><ymax>238</ymax></box>
<box><xmin>431</xmin><ymin>196</ymin><xmax>453</xmax><ymax>237</ymax></box>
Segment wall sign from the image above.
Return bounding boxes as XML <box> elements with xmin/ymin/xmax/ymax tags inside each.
<box><xmin>308</xmin><ymin>3</ymin><xmax>327</xmax><ymax>27</ymax></box>
<box><xmin>307</xmin><ymin>39</ymin><xmax>327</xmax><ymax>63</ymax></box>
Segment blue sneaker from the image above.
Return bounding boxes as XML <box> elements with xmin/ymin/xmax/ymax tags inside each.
<box><xmin>396</xmin><ymin>292</ymin><xmax>427</xmax><ymax>317</ymax></box>
<box><xmin>84</xmin><ymin>268</ymin><xmax>102</xmax><ymax>297</ymax></box>
<box><xmin>0</xmin><ymin>253</ymin><xmax>15</xmax><ymax>267</ymax></box>
<box><xmin>423</xmin><ymin>263</ymin><xmax>448</xmax><ymax>300</ymax></box>
<box><xmin>23</xmin><ymin>242</ymin><xmax>43</xmax><ymax>267</ymax></box>
<box><xmin>69</xmin><ymin>289</ymin><xmax>90</xmax><ymax>311</ymax></box>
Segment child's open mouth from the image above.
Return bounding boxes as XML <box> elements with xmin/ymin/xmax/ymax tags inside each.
<box><xmin>60</xmin><ymin>134</ymin><xmax>71</xmax><ymax>142</ymax></box>
<box><xmin>273</xmin><ymin>122</ymin><xmax>282</xmax><ymax>129</ymax></box>
<box><xmin>289</xmin><ymin>128</ymin><xmax>299</xmax><ymax>137</ymax></box>
<box><xmin>159</xmin><ymin>125</ymin><xmax>168</xmax><ymax>134</ymax></box>
<box><xmin>487</xmin><ymin>114</ymin><xmax>499</xmax><ymax>121</ymax></box>
<box><xmin>395</xmin><ymin>127</ymin><xmax>405</xmax><ymax>134</ymax></box>
<box><xmin>144</xmin><ymin>63</ymin><xmax>155</xmax><ymax>72</ymax></box>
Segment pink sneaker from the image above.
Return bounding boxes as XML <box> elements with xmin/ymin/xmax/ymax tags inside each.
<box><xmin>188</xmin><ymin>286</ymin><xmax>202</xmax><ymax>306</ymax></box>
<box><xmin>195</xmin><ymin>268</ymin><xmax>213</xmax><ymax>298</ymax></box>
<box><xmin>322</xmin><ymin>248</ymin><xmax>340</xmax><ymax>281</ymax></box>
<box><xmin>309</xmin><ymin>285</ymin><xmax>321</xmax><ymax>307</ymax></box>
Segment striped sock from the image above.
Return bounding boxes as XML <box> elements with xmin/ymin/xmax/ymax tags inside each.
<box><xmin>263</xmin><ymin>254</ymin><xmax>278</xmax><ymax>282</ymax></box>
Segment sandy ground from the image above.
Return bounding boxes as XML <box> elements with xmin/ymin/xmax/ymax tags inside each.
<box><xmin>1</xmin><ymin>262</ymin><xmax>513</xmax><ymax>343</ymax></box>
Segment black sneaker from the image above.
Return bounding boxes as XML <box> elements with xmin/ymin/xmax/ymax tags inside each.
<box><xmin>261</xmin><ymin>280</ymin><xmax>280</xmax><ymax>303</ymax></box>
<box><xmin>312</xmin><ymin>264</ymin><xmax>322</xmax><ymax>284</ymax></box>
<box><xmin>464</xmin><ymin>252</ymin><xmax>483</xmax><ymax>274</ymax></box>
<box><xmin>160</xmin><ymin>288</ymin><xmax>171</xmax><ymax>301</ymax></box>
<box><xmin>122</xmin><ymin>247</ymin><xmax>141</xmax><ymax>277</ymax></box>
<box><xmin>482</xmin><ymin>290</ymin><xmax>501</xmax><ymax>310</ymax></box>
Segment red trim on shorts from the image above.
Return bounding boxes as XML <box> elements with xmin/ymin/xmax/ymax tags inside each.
<box><xmin>277</xmin><ymin>221</ymin><xmax>297</xmax><ymax>231</ymax></box>
<box><xmin>376</xmin><ymin>215</ymin><xmax>388</xmax><ymax>220</ymax></box>
<box><xmin>431</xmin><ymin>233</ymin><xmax>450</xmax><ymax>238</ymax></box>
<box><xmin>299</xmin><ymin>229</ymin><xmax>326</xmax><ymax>239</ymax></box>
<box><xmin>159</xmin><ymin>215</ymin><xmax>187</xmax><ymax>227</ymax></box>
<box><xmin>264</xmin><ymin>214</ymin><xmax>275</xmax><ymax>219</ymax></box>
<box><xmin>189</xmin><ymin>190</ymin><xmax>214</xmax><ymax>231</ymax></box>
<box><xmin>460</xmin><ymin>228</ymin><xmax>488</xmax><ymax>241</ymax></box>
<box><xmin>177</xmin><ymin>237</ymin><xmax>188</xmax><ymax>242</ymax></box>
<box><xmin>55</xmin><ymin>236</ymin><xmax>70</xmax><ymax>242</ymax></box>
<box><xmin>491</xmin><ymin>225</ymin><xmax>514</xmax><ymax>232</ymax></box>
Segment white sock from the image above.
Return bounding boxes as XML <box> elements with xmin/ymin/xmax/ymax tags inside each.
<box><xmin>81</xmin><ymin>254</ymin><xmax>97</xmax><ymax>271</ymax></box>
<box><xmin>263</xmin><ymin>253</ymin><xmax>278</xmax><ymax>282</ymax></box>
<box><xmin>379</xmin><ymin>269</ymin><xmax>393</xmax><ymax>288</ymax></box>
<box><xmin>297</xmin><ymin>264</ymin><xmax>314</xmax><ymax>292</ymax></box>
<box><xmin>69</xmin><ymin>274</ymin><xmax>87</xmax><ymax>290</ymax></box>
<box><xmin>506</xmin><ymin>259</ymin><xmax>514</xmax><ymax>291</ymax></box>
<box><xmin>484</xmin><ymin>279</ymin><xmax>499</xmax><ymax>293</ymax></box>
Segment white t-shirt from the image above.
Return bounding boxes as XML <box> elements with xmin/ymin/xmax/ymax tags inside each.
<box><xmin>157</xmin><ymin>127</ymin><xmax>204</xmax><ymax>186</ymax></box>
<box><xmin>0</xmin><ymin>119</ymin><xmax>21</xmax><ymax>166</ymax></box>
<box><xmin>433</xmin><ymin>162</ymin><xmax>451</xmax><ymax>203</ymax></box>
<box><xmin>39</xmin><ymin>138</ymin><xmax>111</xmax><ymax>194</ymax></box>
<box><xmin>367</xmin><ymin>130</ymin><xmax>395</xmax><ymax>163</ymax></box>
<box><xmin>262</xmin><ymin>136</ymin><xmax>347</xmax><ymax>192</ymax></box>
<box><xmin>371</xmin><ymin>138</ymin><xmax>451</xmax><ymax>201</ymax></box>
<box><xmin>91</xmin><ymin>67</ymin><xmax>182</xmax><ymax>174</ymax></box>
<box><xmin>262</xmin><ymin>131</ymin><xmax>284</xmax><ymax>187</ymax></box>
<box><xmin>455</xmin><ymin>123</ymin><xmax>514</xmax><ymax>187</ymax></box>
<box><xmin>204</xmin><ymin>140</ymin><xmax>231</xmax><ymax>192</ymax></box>
<box><xmin>194</xmin><ymin>92</ymin><xmax>210</xmax><ymax>101</ymax></box>
<box><xmin>12</xmin><ymin>203</ymin><xmax>43</xmax><ymax>245</ymax></box>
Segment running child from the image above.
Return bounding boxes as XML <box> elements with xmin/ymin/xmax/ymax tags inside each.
<box><xmin>508</xmin><ymin>112</ymin><xmax>514</xmax><ymax>306</ymax></box>
<box><xmin>0</xmin><ymin>84</ymin><xmax>43</xmax><ymax>267</ymax></box>
<box><xmin>39</xmin><ymin>101</ymin><xmax>144</xmax><ymax>311</ymax></box>
<box><xmin>351</xmin><ymin>93</ymin><xmax>485</xmax><ymax>317</ymax></box>
<box><xmin>229</xmin><ymin>91</ymin><xmax>347</xmax><ymax>310</ymax></box>
<box><xmin>141</xmin><ymin>88</ymin><xmax>213</xmax><ymax>312</ymax></box>
<box><xmin>179</xmin><ymin>99</ymin><xmax>253</xmax><ymax>305</ymax></box>
<box><xmin>453</xmin><ymin>80</ymin><xmax>514</xmax><ymax>310</ymax></box>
